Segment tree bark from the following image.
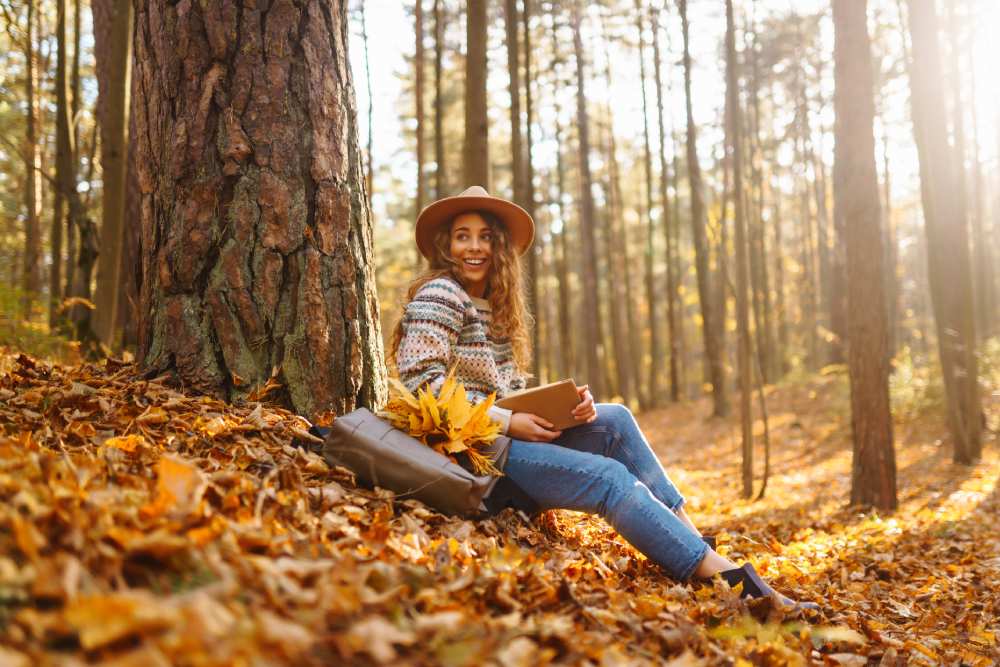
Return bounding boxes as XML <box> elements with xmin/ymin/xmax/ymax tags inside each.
<box><xmin>679</xmin><ymin>0</ymin><xmax>727</xmax><ymax>416</ymax></box>
<box><xmin>463</xmin><ymin>0</ymin><xmax>489</xmax><ymax>188</ymax></box>
<box><xmin>905</xmin><ymin>0</ymin><xmax>981</xmax><ymax>464</ymax></box>
<box><xmin>833</xmin><ymin>0</ymin><xmax>897</xmax><ymax>509</ymax></box>
<box><xmin>133</xmin><ymin>0</ymin><xmax>386</xmax><ymax>420</ymax></box>
<box><xmin>570</xmin><ymin>0</ymin><xmax>604</xmax><ymax>398</ymax></box>
<box><xmin>92</xmin><ymin>0</ymin><xmax>133</xmax><ymax>348</ymax></box>
<box><xmin>726</xmin><ymin>0</ymin><xmax>753</xmax><ymax>499</ymax></box>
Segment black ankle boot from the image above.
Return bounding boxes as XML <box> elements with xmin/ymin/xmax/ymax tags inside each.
<box><xmin>720</xmin><ymin>563</ymin><xmax>820</xmax><ymax>612</ymax></box>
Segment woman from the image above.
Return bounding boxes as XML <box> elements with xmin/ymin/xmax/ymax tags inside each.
<box><xmin>389</xmin><ymin>186</ymin><xmax>817</xmax><ymax>611</ymax></box>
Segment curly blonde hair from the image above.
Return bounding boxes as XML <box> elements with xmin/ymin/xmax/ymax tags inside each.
<box><xmin>388</xmin><ymin>211</ymin><xmax>533</xmax><ymax>377</ymax></box>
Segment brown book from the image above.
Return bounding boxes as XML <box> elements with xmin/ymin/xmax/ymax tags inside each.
<box><xmin>495</xmin><ymin>378</ymin><xmax>583</xmax><ymax>431</ymax></box>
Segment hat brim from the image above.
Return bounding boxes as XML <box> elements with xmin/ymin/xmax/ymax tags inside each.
<box><xmin>415</xmin><ymin>195</ymin><xmax>535</xmax><ymax>259</ymax></box>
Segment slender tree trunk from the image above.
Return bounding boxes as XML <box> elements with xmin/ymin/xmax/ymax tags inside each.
<box><xmin>360</xmin><ymin>0</ymin><xmax>373</xmax><ymax>203</ymax></box>
<box><xmin>880</xmin><ymin>121</ymin><xmax>899</xmax><ymax>357</ymax></box>
<box><xmin>680</xmin><ymin>0</ymin><xmax>727</xmax><ymax>416</ymax></box>
<box><xmin>134</xmin><ymin>0</ymin><xmax>386</xmax><ymax>419</ymax></box>
<box><xmin>415</xmin><ymin>0</ymin><xmax>426</xmax><ymax>216</ymax></box>
<box><xmin>554</xmin><ymin>117</ymin><xmax>573</xmax><ymax>382</ymax></box>
<box><xmin>635</xmin><ymin>0</ymin><xmax>659</xmax><ymax>408</ymax></box>
<box><xmin>747</xmin><ymin>24</ymin><xmax>775</xmax><ymax>383</ymax></box>
<box><xmin>651</xmin><ymin>6</ymin><xmax>679</xmax><ymax>402</ymax></box>
<box><xmin>670</xmin><ymin>126</ymin><xmax>689</xmax><ymax>396</ymax></box>
<box><xmin>505</xmin><ymin>0</ymin><xmax>537</xmax><ymax>383</ymax></box>
<box><xmin>22</xmin><ymin>0</ymin><xmax>42</xmax><ymax>318</ymax></box>
<box><xmin>962</xmin><ymin>11</ymin><xmax>995</xmax><ymax>339</ymax></box>
<box><xmin>905</xmin><ymin>0</ymin><xmax>982</xmax><ymax>464</ymax></box>
<box><xmin>726</xmin><ymin>0</ymin><xmax>753</xmax><ymax>498</ymax></box>
<box><xmin>92</xmin><ymin>0</ymin><xmax>133</xmax><ymax>348</ymax></box>
<box><xmin>571</xmin><ymin>0</ymin><xmax>604</xmax><ymax>398</ymax></box>
<box><xmin>433</xmin><ymin>0</ymin><xmax>445</xmax><ymax>198</ymax></box>
<box><xmin>464</xmin><ymin>0</ymin><xmax>489</xmax><ymax>188</ymax></box>
<box><xmin>603</xmin><ymin>104</ymin><xmax>639</xmax><ymax>407</ymax></box>
<box><xmin>54</xmin><ymin>0</ymin><xmax>77</xmax><ymax>332</ymax></box>
<box><xmin>522</xmin><ymin>0</ymin><xmax>540</xmax><ymax>383</ymax></box>
<box><xmin>833</xmin><ymin>0</ymin><xmax>897</xmax><ymax>509</ymax></box>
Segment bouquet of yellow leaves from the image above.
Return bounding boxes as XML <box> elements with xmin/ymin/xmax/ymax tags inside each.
<box><xmin>380</xmin><ymin>369</ymin><xmax>505</xmax><ymax>476</ymax></box>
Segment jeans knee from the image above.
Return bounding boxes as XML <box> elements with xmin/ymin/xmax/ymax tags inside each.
<box><xmin>598</xmin><ymin>402</ymin><xmax>633</xmax><ymax>426</ymax></box>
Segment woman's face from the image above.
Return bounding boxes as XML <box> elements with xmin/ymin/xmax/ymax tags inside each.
<box><xmin>449</xmin><ymin>212</ymin><xmax>494</xmax><ymax>298</ymax></box>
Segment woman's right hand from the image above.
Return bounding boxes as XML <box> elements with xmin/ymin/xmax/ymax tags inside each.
<box><xmin>507</xmin><ymin>412</ymin><xmax>562</xmax><ymax>442</ymax></box>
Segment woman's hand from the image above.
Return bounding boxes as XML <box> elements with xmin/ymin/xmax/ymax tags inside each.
<box><xmin>572</xmin><ymin>384</ymin><xmax>597</xmax><ymax>423</ymax></box>
<box><xmin>508</xmin><ymin>412</ymin><xmax>562</xmax><ymax>442</ymax></box>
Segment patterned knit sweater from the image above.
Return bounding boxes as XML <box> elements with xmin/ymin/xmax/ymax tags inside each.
<box><xmin>396</xmin><ymin>276</ymin><xmax>527</xmax><ymax>433</ymax></box>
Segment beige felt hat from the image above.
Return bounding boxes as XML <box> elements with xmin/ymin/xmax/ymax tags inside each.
<box><xmin>414</xmin><ymin>185</ymin><xmax>535</xmax><ymax>259</ymax></box>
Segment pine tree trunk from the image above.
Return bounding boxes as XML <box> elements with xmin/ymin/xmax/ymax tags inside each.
<box><xmin>522</xmin><ymin>0</ymin><xmax>540</xmax><ymax>383</ymax></box>
<box><xmin>747</xmin><ymin>29</ymin><xmax>775</xmax><ymax>383</ymax></box>
<box><xmin>463</xmin><ymin>0</ymin><xmax>489</xmax><ymax>188</ymax></box>
<box><xmin>726</xmin><ymin>0</ymin><xmax>753</xmax><ymax>498</ymax></box>
<box><xmin>635</xmin><ymin>0</ymin><xmax>659</xmax><ymax>408</ymax></box>
<box><xmin>833</xmin><ymin>0</ymin><xmax>897</xmax><ymax>509</ymax></box>
<box><xmin>571</xmin><ymin>0</ymin><xmax>604</xmax><ymax>399</ymax></box>
<box><xmin>554</xmin><ymin>117</ymin><xmax>574</xmax><ymax>382</ymax></box>
<box><xmin>92</xmin><ymin>0</ymin><xmax>133</xmax><ymax>347</ymax></box>
<box><xmin>415</xmin><ymin>0</ymin><xmax>426</xmax><ymax>216</ymax></box>
<box><xmin>505</xmin><ymin>0</ymin><xmax>537</xmax><ymax>383</ymax></box>
<box><xmin>133</xmin><ymin>0</ymin><xmax>386</xmax><ymax>420</ymax></box>
<box><xmin>905</xmin><ymin>0</ymin><xmax>981</xmax><ymax>464</ymax></box>
<box><xmin>22</xmin><ymin>0</ymin><xmax>42</xmax><ymax>318</ymax></box>
<box><xmin>650</xmin><ymin>6</ymin><xmax>679</xmax><ymax>402</ymax></box>
<box><xmin>962</xmin><ymin>11</ymin><xmax>995</xmax><ymax>339</ymax></box>
<box><xmin>679</xmin><ymin>0</ymin><xmax>727</xmax><ymax>416</ymax></box>
<box><xmin>604</xmin><ymin>108</ymin><xmax>639</xmax><ymax>407</ymax></box>
<box><xmin>433</xmin><ymin>0</ymin><xmax>445</xmax><ymax>198</ymax></box>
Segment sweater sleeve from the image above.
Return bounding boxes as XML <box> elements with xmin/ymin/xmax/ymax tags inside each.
<box><xmin>396</xmin><ymin>281</ymin><xmax>465</xmax><ymax>396</ymax></box>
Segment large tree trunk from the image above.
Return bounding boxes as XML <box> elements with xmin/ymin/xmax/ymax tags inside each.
<box><xmin>22</xmin><ymin>0</ymin><xmax>42</xmax><ymax>319</ymax></box>
<box><xmin>634</xmin><ymin>0</ymin><xmax>658</xmax><ymax>408</ymax></box>
<box><xmin>833</xmin><ymin>0</ymin><xmax>897</xmax><ymax>509</ymax></box>
<box><xmin>679</xmin><ymin>0</ymin><xmax>728</xmax><ymax>417</ymax></box>
<box><xmin>463</xmin><ymin>0</ymin><xmax>489</xmax><ymax>188</ymax></box>
<box><xmin>726</xmin><ymin>0</ymin><xmax>753</xmax><ymax>499</ymax></box>
<box><xmin>92</xmin><ymin>0</ymin><xmax>133</xmax><ymax>348</ymax></box>
<box><xmin>553</xmin><ymin>117</ymin><xmax>574</xmax><ymax>382</ymax></box>
<box><xmin>133</xmin><ymin>0</ymin><xmax>386</xmax><ymax>420</ymax></box>
<box><xmin>571</xmin><ymin>0</ymin><xmax>604</xmax><ymax>398</ymax></box>
<box><xmin>906</xmin><ymin>0</ymin><xmax>982</xmax><ymax>464</ymax></box>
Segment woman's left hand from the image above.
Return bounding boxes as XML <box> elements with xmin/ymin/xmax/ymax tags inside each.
<box><xmin>572</xmin><ymin>384</ymin><xmax>597</xmax><ymax>423</ymax></box>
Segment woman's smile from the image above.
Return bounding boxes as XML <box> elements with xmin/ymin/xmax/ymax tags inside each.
<box><xmin>450</xmin><ymin>212</ymin><xmax>494</xmax><ymax>297</ymax></box>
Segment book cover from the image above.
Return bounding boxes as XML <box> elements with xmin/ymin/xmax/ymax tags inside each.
<box><xmin>495</xmin><ymin>378</ymin><xmax>583</xmax><ymax>431</ymax></box>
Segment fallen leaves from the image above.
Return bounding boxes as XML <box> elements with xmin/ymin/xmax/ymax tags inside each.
<box><xmin>0</xmin><ymin>349</ymin><xmax>997</xmax><ymax>665</ymax></box>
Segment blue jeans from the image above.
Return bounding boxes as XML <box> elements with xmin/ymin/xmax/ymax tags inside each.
<box><xmin>502</xmin><ymin>403</ymin><xmax>709</xmax><ymax>582</ymax></box>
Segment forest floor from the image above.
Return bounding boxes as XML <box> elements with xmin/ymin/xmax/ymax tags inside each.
<box><xmin>0</xmin><ymin>347</ymin><xmax>997</xmax><ymax>666</ymax></box>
